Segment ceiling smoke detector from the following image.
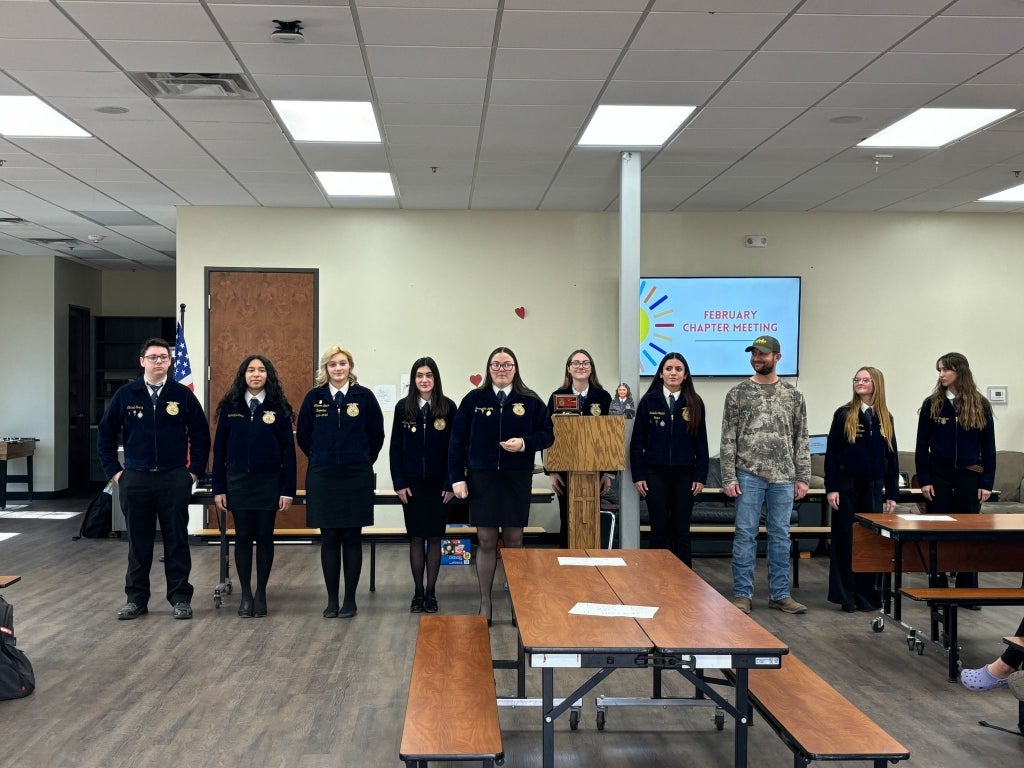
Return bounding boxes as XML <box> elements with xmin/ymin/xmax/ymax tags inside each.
<box><xmin>271</xmin><ymin>20</ymin><xmax>304</xmax><ymax>43</ymax></box>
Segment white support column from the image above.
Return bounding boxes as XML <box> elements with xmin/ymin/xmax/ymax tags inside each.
<box><xmin>618</xmin><ymin>151</ymin><xmax>641</xmax><ymax>549</ymax></box>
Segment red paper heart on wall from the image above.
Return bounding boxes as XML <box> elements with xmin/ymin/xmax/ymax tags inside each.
<box><xmin>470</xmin><ymin>374</ymin><xmax>483</xmax><ymax>386</ymax></box>
<box><xmin>514</xmin><ymin>306</ymin><xmax>526</xmax><ymax>319</ymax></box>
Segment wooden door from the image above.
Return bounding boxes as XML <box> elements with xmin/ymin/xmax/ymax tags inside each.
<box><xmin>207</xmin><ymin>269</ymin><xmax>317</xmax><ymax>528</ymax></box>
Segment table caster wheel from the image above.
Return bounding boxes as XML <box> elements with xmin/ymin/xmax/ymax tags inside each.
<box><xmin>714</xmin><ymin>708</ymin><xmax>725</xmax><ymax>731</ymax></box>
<box><xmin>214</xmin><ymin>594</ymin><xmax>222</xmax><ymax>609</ymax></box>
<box><xmin>915</xmin><ymin>638</ymin><xmax>925</xmax><ymax>655</ymax></box>
<box><xmin>225</xmin><ymin>582</ymin><xmax>232</xmax><ymax>595</ymax></box>
<box><xmin>569</xmin><ymin>709</ymin><xmax>580</xmax><ymax>731</ymax></box>
<box><xmin>906</xmin><ymin>635</ymin><xmax>916</xmax><ymax>651</ymax></box>
<box><xmin>496</xmin><ymin>758</ymin><xmax>505</xmax><ymax>767</ymax></box>
<box><xmin>596</xmin><ymin>709</ymin><xmax>606</xmax><ymax>731</ymax></box>
<box><xmin>871</xmin><ymin>617</ymin><xmax>884</xmax><ymax>633</ymax></box>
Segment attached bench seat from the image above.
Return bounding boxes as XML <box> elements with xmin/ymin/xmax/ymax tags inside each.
<box><xmin>743</xmin><ymin>653</ymin><xmax>909</xmax><ymax>767</ymax></box>
<box><xmin>900</xmin><ymin>587</ymin><xmax>1024</xmax><ymax>682</ymax></box>
<box><xmin>400</xmin><ymin>614</ymin><xmax>503</xmax><ymax>767</ymax></box>
<box><xmin>0</xmin><ymin>575</ymin><xmax>22</xmax><ymax>589</ymax></box>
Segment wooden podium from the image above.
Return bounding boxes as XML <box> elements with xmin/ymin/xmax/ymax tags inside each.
<box><xmin>545</xmin><ymin>416</ymin><xmax>625</xmax><ymax>548</ymax></box>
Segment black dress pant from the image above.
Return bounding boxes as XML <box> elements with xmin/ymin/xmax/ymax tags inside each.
<box><xmin>120</xmin><ymin>468</ymin><xmax>194</xmax><ymax>606</ymax></box>
<box><xmin>645</xmin><ymin>465</ymin><xmax>695</xmax><ymax>566</ymax></box>
<box><xmin>925</xmin><ymin>466</ymin><xmax>982</xmax><ymax>589</ymax></box>
<box><xmin>827</xmin><ymin>474</ymin><xmax>882</xmax><ymax>610</ymax></box>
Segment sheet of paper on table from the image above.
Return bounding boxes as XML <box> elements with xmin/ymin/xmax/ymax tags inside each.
<box><xmin>558</xmin><ymin>556</ymin><xmax>626</xmax><ymax>567</ymax></box>
<box><xmin>569</xmin><ymin>602</ymin><xmax>658</xmax><ymax>618</ymax></box>
<box><xmin>897</xmin><ymin>514</ymin><xmax>956</xmax><ymax>521</ymax></box>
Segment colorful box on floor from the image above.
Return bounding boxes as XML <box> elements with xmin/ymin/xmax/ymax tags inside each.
<box><xmin>440</xmin><ymin>538</ymin><xmax>472</xmax><ymax>565</ymax></box>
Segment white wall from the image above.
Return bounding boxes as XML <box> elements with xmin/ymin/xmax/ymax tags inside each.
<box><xmin>178</xmin><ymin>207</ymin><xmax>1024</xmax><ymax>531</ymax></box>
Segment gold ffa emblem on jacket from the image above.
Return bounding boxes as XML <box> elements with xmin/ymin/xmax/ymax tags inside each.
<box><xmin>166</xmin><ymin>402</ymin><xmax>180</xmax><ymax>416</ymax></box>
<box><xmin>590</xmin><ymin>404</ymin><xmax>602</xmax><ymax>416</ymax></box>
<box><xmin>346</xmin><ymin>403</ymin><xmax>360</xmax><ymax>417</ymax></box>
<box><xmin>433</xmin><ymin>418</ymin><xmax>446</xmax><ymax>430</ymax></box>
<box><xmin>262</xmin><ymin>411</ymin><xmax>276</xmax><ymax>424</ymax></box>
<box><xmin>681</xmin><ymin>407</ymin><xmax>690</xmax><ymax>422</ymax></box>
<box><xmin>512</xmin><ymin>403</ymin><xmax>526</xmax><ymax>416</ymax></box>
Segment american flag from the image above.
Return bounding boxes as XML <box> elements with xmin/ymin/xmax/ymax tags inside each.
<box><xmin>173</xmin><ymin>322</ymin><xmax>194</xmax><ymax>391</ymax></box>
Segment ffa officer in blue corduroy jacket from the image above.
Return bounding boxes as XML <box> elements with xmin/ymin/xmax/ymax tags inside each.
<box><xmin>449</xmin><ymin>347</ymin><xmax>554</xmax><ymax>624</ymax></box>
<box><xmin>212</xmin><ymin>355</ymin><xmax>296</xmax><ymax>618</ymax></box>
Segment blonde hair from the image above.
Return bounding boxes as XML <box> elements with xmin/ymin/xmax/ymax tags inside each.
<box><xmin>843</xmin><ymin>366</ymin><xmax>894</xmax><ymax>450</ymax></box>
<box><xmin>315</xmin><ymin>345</ymin><xmax>357</xmax><ymax>387</ymax></box>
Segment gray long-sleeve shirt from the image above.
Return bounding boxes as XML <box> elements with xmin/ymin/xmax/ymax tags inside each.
<box><xmin>720</xmin><ymin>379</ymin><xmax>810</xmax><ymax>486</ymax></box>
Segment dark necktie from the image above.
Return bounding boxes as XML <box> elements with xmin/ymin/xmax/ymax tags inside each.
<box><xmin>497</xmin><ymin>391</ymin><xmax>506</xmax><ymax>405</ymax></box>
<box><xmin>334</xmin><ymin>391</ymin><xmax>345</xmax><ymax>410</ymax></box>
<box><xmin>149</xmin><ymin>384</ymin><xmax>160</xmax><ymax>405</ymax></box>
<box><xmin>421</xmin><ymin>403</ymin><xmax>429</xmax><ymax>419</ymax></box>
<box><xmin>865</xmin><ymin>406</ymin><xmax>873</xmax><ymax>423</ymax></box>
<box><xmin>250</xmin><ymin>398</ymin><xmax>259</xmax><ymax>415</ymax></box>
<box><xmin>668</xmin><ymin>394</ymin><xmax>676</xmax><ymax>411</ymax></box>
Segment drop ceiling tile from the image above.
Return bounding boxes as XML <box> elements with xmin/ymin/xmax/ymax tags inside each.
<box><xmin>654</xmin><ymin>1</ymin><xmax>802</xmax><ymax>11</ymax></box>
<box><xmin>633</xmin><ymin>12</ymin><xmax>787</xmax><ymax>50</ymax></box>
<box><xmin>294</xmin><ymin>143</ymin><xmax>390</xmax><ymax>169</ymax></box>
<box><xmin>240</xmin><ymin>184</ymin><xmax>329</xmax><ymax>207</ymax></box>
<box><xmin>0</xmin><ymin>1</ymin><xmax>87</xmax><ymax>39</ymax></box>
<box><xmin>386</xmin><ymin>124</ymin><xmax>483</xmax><ymax>149</ymax></box>
<box><xmin>62</xmin><ymin>1</ymin><xmax>223</xmax><ymax>41</ymax></box>
<box><xmin>897</xmin><ymin>16</ymin><xmax>1024</xmax><ymax>55</ymax></box>
<box><xmin>493</xmin><ymin>48</ymin><xmax>621</xmax><ymax>80</ymax></box>
<box><xmin>0</xmin><ymin>40</ymin><xmax>118</xmax><ymax>70</ymax></box>
<box><xmin>375</xmin><ymin>77</ymin><xmax>486</xmax><ymax>104</ymax></box>
<box><xmin>326</xmin><ymin>196</ymin><xmax>399</xmax><ymax>209</ymax></box>
<box><xmin>367</xmin><ymin>46</ymin><xmax>492</xmax><ymax>78</ymax></box>
<box><xmin>162</xmin><ymin>100</ymin><xmax>276</xmax><ymax>123</ymax></box>
<box><xmin>380</xmin><ymin>102</ymin><xmax>481</xmax><ymax>126</ymax></box>
<box><xmin>181</xmin><ymin>121</ymin><xmax>286</xmax><ymax>141</ymax></box>
<box><xmin>931</xmin><ymin>84</ymin><xmax>1024</xmax><ymax>109</ymax></box>
<box><xmin>601</xmin><ymin>80</ymin><xmax>719</xmax><ymax>104</ymax></box>
<box><xmin>489</xmin><ymin>79</ymin><xmax>603</xmax><ymax>106</ymax></box>
<box><xmin>800</xmin><ymin>0</ymin><xmax>948</xmax><ymax>12</ymax></box>
<box><xmin>711</xmin><ymin>81</ymin><xmax>838</xmax><ymax>108</ymax></box>
<box><xmin>616</xmin><ymin>50</ymin><xmax>749</xmax><ymax>81</ymax></box>
<box><xmin>8</xmin><ymin>70</ymin><xmax>143</xmax><ymax>99</ymax></box>
<box><xmin>969</xmin><ymin>55</ymin><xmax>1024</xmax><ymax>85</ymax></box>
<box><xmin>98</xmin><ymin>41</ymin><xmax>240</xmax><ymax>72</ymax></box>
<box><xmin>818</xmin><ymin>81</ymin><xmax>950</xmax><ymax>108</ymax></box>
<box><xmin>235</xmin><ymin>43</ymin><xmax>367</xmax><ymax>76</ymax></box>
<box><xmin>10</xmin><ymin>179</ymin><xmax>123</xmax><ymax>209</ymax></box>
<box><xmin>358</xmin><ymin>7</ymin><xmax>496</xmax><ymax>46</ymax></box>
<box><xmin>765</xmin><ymin>13</ymin><xmax>927</xmax><ymax>52</ymax></box>
<box><xmin>94</xmin><ymin>181</ymin><xmax>188</xmax><ymax>206</ymax></box>
<box><xmin>687</xmin><ymin>107</ymin><xmax>804</xmax><ymax>131</ymax></box>
<box><xmin>854</xmin><ymin>52</ymin><xmax>1005</xmax><ymax>83</ymax></box>
<box><xmin>44</xmin><ymin>96</ymin><xmax>169</xmax><ymax>123</ymax></box>
<box><xmin>253</xmin><ymin>74</ymin><xmax>371</xmax><ymax>101</ymax></box>
<box><xmin>665</xmin><ymin>128</ymin><xmax>777</xmax><ymax>150</ymax></box>
<box><xmin>735</xmin><ymin>51</ymin><xmax>876</xmax><ymax>82</ymax></box>
<box><xmin>501</xmin><ymin>10</ymin><xmax>640</xmax><ymax>49</ymax></box>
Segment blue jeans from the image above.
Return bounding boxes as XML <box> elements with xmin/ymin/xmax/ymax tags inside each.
<box><xmin>731</xmin><ymin>470</ymin><xmax>794</xmax><ymax>600</ymax></box>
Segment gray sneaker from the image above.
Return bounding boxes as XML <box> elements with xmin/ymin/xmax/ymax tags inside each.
<box><xmin>731</xmin><ymin>596</ymin><xmax>752</xmax><ymax>614</ymax></box>
<box><xmin>1008</xmin><ymin>670</ymin><xmax>1024</xmax><ymax>701</ymax></box>
<box><xmin>769</xmin><ymin>597</ymin><xmax>807</xmax><ymax>614</ymax></box>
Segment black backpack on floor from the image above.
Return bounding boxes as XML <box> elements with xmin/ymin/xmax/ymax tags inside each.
<box><xmin>74</xmin><ymin>484</ymin><xmax>113</xmax><ymax>540</ymax></box>
<box><xmin>0</xmin><ymin>596</ymin><xmax>35</xmax><ymax>700</ymax></box>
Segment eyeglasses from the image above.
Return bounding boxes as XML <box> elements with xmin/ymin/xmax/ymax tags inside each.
<box><xmin>489</xmin><ymin>362</ymin><xmax>515</xmax><ymax>371</ymax></box>
<box><xmin>143</xmin><ymin>355</ymin><xmax>170</xmax><ymax>362</ymax></box>
<box><xmin>852</xmin><ymin>377</ymin><xmax>872</xmax><ymax>384</ymax></box>
<box><xmin>569</xmin><ymin>361</ymin><xmax>591</xmax><ymax>369</ymax></box>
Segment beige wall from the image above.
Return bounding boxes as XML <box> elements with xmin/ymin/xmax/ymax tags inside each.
<box><xmin>101</xmin><ymin>271</ymin><xmax>175</xmax><ymax>317</ymax></box>
<box><xmin>177</xmin><ymin>207</ymin><xmax>1024</xmax><ymax>529</ymax></box>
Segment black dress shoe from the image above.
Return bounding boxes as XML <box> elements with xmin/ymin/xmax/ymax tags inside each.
<box><xmin>117</xmin><ymin>602</ymin><xmax>148</xmax><ymax>620</ymax></box>
<box><xmin>410</xmin><ymin>596</ymin><xmax>425</xmax><ymax>613</ymax></box>
<box><xmin>339</xmin><ymin>604</ymin><xmax>357</xmax><ymax>619</ymax></box>
<box><xmin>172</xmin><ymin>602</ymin><xmax>193</xmax><ymax>620</ymax></box>
<box><xmin>841</xmin><ymin>603</ymin><xmax>856</xmax><ymax>613</ymax></box>
<box><xmin>323</xmin><ymin>606</ymin><xmax>339</xmax><ymax>618</ymax></box>
<box><xmin>238</xmin><ymin>598</ymin><xmax>254</xmax><ymax>618</ymax></box>
<box><xmin>252</xmin><ymin>595</ymin><xmax>267</xmax><ymax>617</ymax></box>
<box><xmin>423</xmin><ymin>595</ymin><xmax>438</xmax><ymax>614</ymax></box>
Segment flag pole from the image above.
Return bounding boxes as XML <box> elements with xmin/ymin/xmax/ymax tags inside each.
<box><xmin>179</xmin><ymin>302</ymin><xmax>186</xmax><ymax>332</ymax></box>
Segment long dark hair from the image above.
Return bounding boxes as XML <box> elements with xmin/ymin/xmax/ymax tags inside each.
<box><xmin>558</xmin><ymin>348</ymin><xmax>605</xmax><ymax>391</ymax></box>
<box><xmin>927</xmin><ymin>351</ymin><xmax>991</xmax><ymax>431</ymax></box>
<box><xmin>403</xmin><ymin>356</ymin><xmax>450</xmax><ymax>420</ymax></box>
<box><xmin>645</xmin><ymin>352</ymin><xmax>704</xmax><ymax>436</ymax></box>
<box><xmin>216</xmin><ymin>354</ymin><xmax>293</xmax><ymax>421</ymax></box>
<box><xmin>480</xmin><ymin>346</ymin><xmax>539</xmax><ymax>399</ymax></box>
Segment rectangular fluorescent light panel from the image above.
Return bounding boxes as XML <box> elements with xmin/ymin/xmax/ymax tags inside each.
<box><xmin>273</xmin><ymin>100</ymin><xmax>380</xmax><ymax>142</ymax></box>
<box><xmin>0</xmin><ymin>95</ymin><xmax>90</xmax><ymax>137</ymax></box>
<box><xmin>858</xmin><ymin>108</ymin><xmax>1014</xmax><ymax>148</ymax></box>
<box><xmin>578</xmin><ymin>105</ymin><xmax>695</xmax><ymax>147</ymax></box>
<box><xmin>978</xmin><ymin>183</ymin><xmax>1024</xmax><ymax>203</ymax></box>
<box><xmin>316</xmin><ymin>171</ymin><xmax>394</xmax><ymax>197</ymax></box>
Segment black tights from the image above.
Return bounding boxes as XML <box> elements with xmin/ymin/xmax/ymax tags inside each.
<box><xmin>410</xmin><ymin>537</ymin><xmax>441</xmax><ymax>596</ymax></box>
<box><xmin>234</xmin><ymin>508</ymin><xmax>277</xmax><ymax>599</ymax></box>
<box><xmin>476</xmin><ymin>527</ymin><xmax>523</xmax><ymax>617</ymax></box>
<box><xmin>320</xmin><ymin>527</ymin><xmax>362</xmax><ymax>611</ymax></box>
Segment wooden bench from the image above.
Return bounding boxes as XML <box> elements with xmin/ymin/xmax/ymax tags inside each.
<box><xmin>638</xmin><ymin>524</ymin><xmax>830</xmax><ymax>588</ymax></box>
<box><xmin>899</xmin><ymin>587</ymin><xmax>1024</xmax><ymax>682</ymax></box>
<box><xmin>400</xmin><ymin>614</ymin><xmax>503</xmax><ymax>767</ymax></box>
<box><xmin>740</xmin><ymin>653</ymin><xmax>909</xmax><ymax>767</ymax></box>
<box><xmin>0</xmin><ymin>575</ymin><xmax>22</xmax><ymax>589</ymax></box>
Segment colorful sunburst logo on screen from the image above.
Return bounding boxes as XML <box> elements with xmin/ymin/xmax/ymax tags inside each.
<box><xmin>639</xmin><ymin>280</ymin><xmax>676</xmax><ymax>374</ymax></box>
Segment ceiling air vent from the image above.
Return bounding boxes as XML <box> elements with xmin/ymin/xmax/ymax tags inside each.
<box><xmin>128</xmin><ymin>72</ymin><xmax>258</xmax><ymax>100</ymax></box>
<box><xmin>0</xmin><ymin>217</ymin><xmax>27</xmax><ymax>225</ymax></box>
<box><xmin>27</xmin><ymin>237</ymin><xmax>83</xmax><ymax>250</ymax></box>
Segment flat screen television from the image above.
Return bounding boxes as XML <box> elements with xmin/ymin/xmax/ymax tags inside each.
<box><xmin>808</xmin><ymin>434</ymin><xmax>828</xmax><ymax>455</ymax></box>
<box><xmin>639</xmin><ymin>276</ymin><xmax>801</xmax><ymax>377</ymax></box>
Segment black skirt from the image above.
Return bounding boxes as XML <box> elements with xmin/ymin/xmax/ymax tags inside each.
<box><xmin>467</xmin><ymin>469</ymin><xmax>532</xmax><ymax>528</ymax></box>
<box><xmin>402</xmin><ymin>476</ymin><xmax>448</xmax><ymax>538</ymax></box>
<box><xmin>305</xmin><ymin>463</ymin><xmax>374</xmax><ymax>529</ymax></box>
<box><xmin>226</xmin><ymin>472</ymin><xmax>280</xmax><ymax>512</ymax></box>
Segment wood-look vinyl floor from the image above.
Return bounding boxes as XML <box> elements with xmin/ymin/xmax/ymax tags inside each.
<box><xmin>1</xmin><ymin>495</ymin><xmax>1022</xmax><ymax>767</ymax></box>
